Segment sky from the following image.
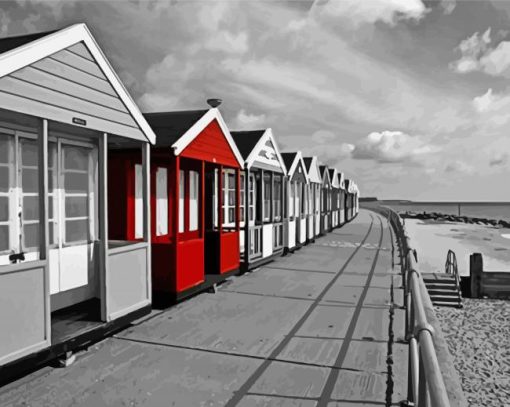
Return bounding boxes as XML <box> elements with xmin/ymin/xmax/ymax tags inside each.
<box><xmin>1</xmin><ymin>0</ymin><xmax>510</xmax><ymax>201</ymax></box>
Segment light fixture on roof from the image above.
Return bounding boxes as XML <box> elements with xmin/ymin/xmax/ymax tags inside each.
<box><xmin>207</xmin><ymin>98</ymin><xmax>222</xmax><ymax>108</ymax></box>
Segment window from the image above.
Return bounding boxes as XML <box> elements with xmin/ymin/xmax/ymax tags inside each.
<box><xmin>222</xmin><ymin>169</ymin><xmax>237</xmax><ymax>227</ymax></box>
<box><xmin>179</xmin><ymin>170</ymin><xmax>185</xmax><ymax>233</ymax></box>
<box><xmin>240</xmin><ymin>172</ymin><xmax>245</xmax><ymax>225</ymax></box>
<box><xmin>273</xmin><ymin>175</ymin><xmax>282</xmax><ymax>221</ymax></box>
<box><xmin>48</xmin><ymin>142</ymin><xmax>58</xmax><ymax>245</ymax></box>
<box><xmin>248</xmin><ymin>174</ymin><xmax>256</xmax><ymax>224</ymax></box>
<box><xmin>0</xmin><ymin>133</ymin><xmax>13</xmax><ymax>255</ymax></box>
<box><xmin>315</xmin><ymin>185</ymin><xmax>320</xmax><ymax>214</ymax></box>
<box><xmin>263</xmin><ymin>173</ymin><xmax>271</xmax><ymax>222</ymax></box>
<box><xmin>156</xmin><ymin>167</ymin><xmax>168</xmax><ymax>236</ymax></box>
<box><xmin>308</xmin><ymin>185</ymin><xmax>313</xmax><ymax>215</ymax></box>
<box><xmin>63</xmin><ymin>144</ymin><xmax>96</xmax><ymax>244</ymax></box>
<box><xmin>295</xmin><ymin>182</ymin><xmax>300</xmax><ymax>218</ymax></box>
<box><xmin>189</xmin><ymin>170</ymin><xmax>199</xmax><ymax>231</ymax></box>
<box><xmin>289</xmin><ymin>181</ymin><xmax>294</xmax><ymax>218</ymax></box>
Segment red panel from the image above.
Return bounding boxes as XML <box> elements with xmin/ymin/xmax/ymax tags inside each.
<box><xmin>177</xmin><ymin>239</ymin><xmax>205</xmax><ymax>291</ymax></box>
<box><xmin>220</xmin><ymin>231</ymin><xmax>240</xmax><ymax>274</ymax></box>
<box><xmin>180</xmin><ymin>119</ymin><xmax>240</xmax><ymax>168</ymax></box>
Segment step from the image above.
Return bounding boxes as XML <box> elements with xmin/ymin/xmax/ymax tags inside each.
<box><xmin>423</xmin><ymin>278</ymin><xmax>456</xmax><ymax>284</ymax></box>
<box><xmin>425</xmin><ymin>283</ymin><xmax>458</xmax><ymax>291</ymax></box>
<box><xmin>429</xmin><ymin>295</ymin><xmax>461</xmax><ymax>303</ymax></box>
<box><xmin>427</xmin><ymin>288</ymin><xmax>460</xmax><ymax>296</ymax></box>
<box><xmin>433</xmin><ymin>300</ymin><xmax>463</xmax><ymax>308</ymax></box>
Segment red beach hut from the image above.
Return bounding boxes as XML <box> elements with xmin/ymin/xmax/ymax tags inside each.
<box><xmin>110</xmin><ymin>108</ymin><xmax>244</xmax><ymax>300</ymax></box>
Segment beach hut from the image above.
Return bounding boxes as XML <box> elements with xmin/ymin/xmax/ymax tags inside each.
<box><xmin>110</xmin><ymin>108</ymin><xmax>244</xmax><ymax>300</ymax></box>
<box><xmin>345</xmin><ymin>179</ymin><xmax>353</xmax><ymax>221</ymax></box>
<box><xmin>338</xmin><ymin>172</ymin><xmax>346</xmax><ymax>225</ymax></box>
<box><xmin>303</xmin><ymin>156</ymin><xmax>321</xmax><ymax>242</ymax></box>
<box><xmin>231</xmin><ymin>129</ymin><xmax>287</xmax><ymax>271</ymax></box>
<box><xmin>328</xmin><ymin>168</ymin><xmax>340</xmax><ymax>228</ymax></box>
<box><xmin>281</xmin><ymin>152</ymin><xmax>308</xmax><ymax>251</ymax></box>
<box><xmin>319</xmin><ymin>165</ymin><xmax>332</xmax><ymax>234</ymax></box>
<box><xmin>0</xmin><ymin>24</ymin><xmax>155</xmax><ymax>371</ymax></box>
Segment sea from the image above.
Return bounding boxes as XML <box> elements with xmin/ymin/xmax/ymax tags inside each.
<box><xmin>379</xmin><ymin>201</ymin><xmax>510</xmax><ymax>222</ymax></box>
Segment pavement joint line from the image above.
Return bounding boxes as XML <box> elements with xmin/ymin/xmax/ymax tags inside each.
<box><xmin>263</xmin><ymin>266</ymin><xmax>338</xmax><ymax>275</ymax></box>
<box><xmin>224</xmin><ymin>214</ymin><xmax>376</xmax><ymax>407</ymax></box>
<box><xmin>329</xmin><ymin>399</ymin><xmax>387</xmax><ymax>405</ymax></box>
<box><xmin>316</xmin><ymin>214</ymin><xmax>385</xmax><ymax>407</ymax></box>
<box><xmin>111</xmin><ymin>335</ymin><xmax>371</xmax><ymax>372</ymax></box>
<box><xmin>244</xmin><ymin>392</ymin><xmax>319</xmax><ymax>401</ymax></box>
<box><xmin>293</xmin><ymin>335</ymin><xmax>388</xmax><ymax>344</ymax></box>
<box><xmin>219</xmin><ymin>290</ymin><xmax>317</xmax><ymax>302</ymax></box>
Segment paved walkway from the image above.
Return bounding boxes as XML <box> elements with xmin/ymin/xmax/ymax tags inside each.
<box><xmin>0</xmin><ymin>209</ymin><xmax>408</xmax><ymax>407</ymax></box>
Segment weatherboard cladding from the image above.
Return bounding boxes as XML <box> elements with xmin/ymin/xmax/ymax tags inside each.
<box><xmin>320</xmin><ymin>165</ymin><xmax>331</xmax><ymax>187</ymax></box>
<box><xmin>281</xmin><ymin>152</ymin><xmax>306</xmax><ymax>182</ymax></box>
<box><xmin>0</xmin><ymin>36</ymin><xmax>145</xmax><ymax>140</ymax></box>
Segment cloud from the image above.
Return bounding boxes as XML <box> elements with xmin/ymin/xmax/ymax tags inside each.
<box><xmin>451</xmin><ymin>28</ymin><xmax>510</xmax><ymax>77</ymax></box>
<box><xmin>450</xmin><ymin>28</ymin><xmax>492</xmax><ymax>73</ymax></box>
<box><xmin>441</xmin><ymin>0</ymin><xmax>456</xmax><ymax>15</ymax></box>
<box><xmin>471</xmin><ymin>88</ymin><xmax>510</xmax><ymax>127</ymax></box>
<box><xmin>310</xmin><ymin>0</ymin><xmax>428</xmax><ymax>27</ymax></box>
<box><xmin>350</xmin><ymin>130</ymin><xmax>437</xmax><ymax>164</ymax></box>
<box><xmin>445</xmin><ymin>160</ymin><xmax>474</xmax><ymax>174</ymax></box>
<box><xmin>204</xmin><ymin>30</ymin><xmax>249</xmax><ymax>55</ymax></box>
<box><xmin>233</xmin><ymin>109</ymin><xmax>266</xmax><ymax>129</ymax></box>
<box><xmin>0</xmin><ymin>10</ymin><xmax>10</xmax><ymax>36</ymax></box>
<box><xmin>489</xmin><ymin>153</ymin><xmax>509</xmax><ymax>167</ymax></box>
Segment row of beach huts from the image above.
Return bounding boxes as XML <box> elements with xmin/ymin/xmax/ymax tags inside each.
<box><xmin>0</xmin><ymin>24</ymin><xmax>359</xmax><ymax>376</ymax></box>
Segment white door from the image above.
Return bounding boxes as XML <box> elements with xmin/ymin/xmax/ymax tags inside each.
<box><xmin>49</xmin><ymin>139</ymin><xmax>98</xmax><ymax>311</ymax></box>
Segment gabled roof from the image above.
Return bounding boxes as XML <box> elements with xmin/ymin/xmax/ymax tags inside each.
<box><xmin>303</xmin><ymin>156</ymin><xmax>322</xmax><ymax>184</ymax></box>
<box><xmin>231</xmin><ymin>128</ymin><xmax>287</xmax><ymax>174</ymax></box>
<box><xmin>145</xmin><ymin>108</ymin><xmax>243</xmax><ymax>166</ymax></box>
<box><xmin>281</xmin><ymin>151</ymin><xmax>307</xmax><ymax>181</ymax></box>
<box><xmin>338</xmin><ymin>172</ymin><xmax>345</xmax><ymax>190</ymax></box>
<box><xmin>345</xmin><ymin>179</ymin><xmax>352</xmax><ymax>193</ymax></box>
<box><xmin>329</xmin><ymin>168</ymin><xmax>339</xmax><ymax>188</ymax></box>
<box><xmin>231</xmin><ymin>130</ymin><xmax>266</xmax><ymax>160</ymax></box>
<box><xmin>0</xmin><ymin>24</ymin><xmax>156</xmax><ymax>144</ymax></box>
<box><xmin>319</xmin><ymin>165</ymin><xmax>331</xmax><ymax>186</ymax></box>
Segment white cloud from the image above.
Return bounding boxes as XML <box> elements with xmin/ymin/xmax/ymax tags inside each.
<box><xmin>234</xmin><ymin>109</ymin><xmax>266</xmax><ymax>129</ymax></box>
<box><xmin>204</xmin><ymin>30</ymin><xmax>249</xmax><ymax>55</ymax></box>
<box><xmin>0</xmin><ymin>10</ymin><xmax>10</xmax><ymax>35</ymax></box>
<box><xmin>445</xmin><ymin>160</ymin><xmax>474</xmax><ymax>174</ymax></box>
<box><xmin>451</xmin><ymin>28</ymin><xmax>510</xmax><ymax>77</ymax></box>
<box><xmin>138</xmin><ymin>92</ymin><xmax>179</xmax><ymax>112</ymax></box>
<box><xmin>441</xmin><ymin>0</ymin><xmax>456</xmax><ymax>15</ymax></box>
<box><xmin>351</xmin><ymin>130</ymin><xmax>437</xmax><ymax>163</ymax></box>
<box><xmin>450</xmin><ymin>28</ymin><xmax>492</xmax><ymax>73</ymax></box>
<box><xmin>472</xmin><ymin>88</ymin><xmax>495</xmax><ymax>112</ymax></box>
<box><xmin>310</xmin><ymin>0</ymin><xmax>428</xmax><ymax>27</ymax></box>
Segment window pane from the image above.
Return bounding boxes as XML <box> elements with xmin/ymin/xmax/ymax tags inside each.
<box><xmin>23</xmin><ymin>196</ymin><xmax>39</xmax><ymax>221</ymax></box>
<box><xmin>179</xmin><ymin>170</ymin><xmax>185</xmax><ymax>233</ymax></box>
<box><xmin>0</xmin><ymin>225</ymin><xmax>8</xmax><ymax>251</ymax></box>
<box><xmin>23</xmin><ymin>223</ymin><xmax>39</xmax><ymax>249</ymax></box>
<box><xmin>64</xmin><ymin>172</ymin><xmax>88</xmax><ymax>193</ymax></box>
<box><xmin>229</xmin><ymin>208</ymin><xmax>235</xmax><ymax>224</ymax></box>
<box><xmin>229</xmin><ymin>190</ymin><xmax>235</xmax><ymax>206</ymax></box>
<box><xmin>0</xmin><ymin>134</ymin><xmax>11</xmax><ymax>163</ymax></box>
<box><xmin>22</xmin><ymin>168</ymin><xmax>38</xmax><ymax>193</ymax></box>
<box><xmin>65</xmin><ymin>196</ymin><xmax>88</xmax><ymax>218</ymax></box>
<box><xmin>48</xmin><ymin>169</ymin><xmax>56</xmax><ymax>191</ymax></box>
<box><xmin>135</xmin><ymin>164</ymin><xmax>143</xmax><ymax>239</ymax></box>
<box><xmin>0</xmin><ymin>167</ymin><xmax>9</xmax><ymax>192</ymax></box>
<box><xmin>65</xmin><ymin>219</ymin><xmax>88</xmax><ymax>243</ymax></box>
<box><xmin>156</xmin><ymin>167</ymin><xmax>168</xmax><ymax>236</ymax></box>
<box><xmin>49</xmin><ymin>221</ymin><xmax>57</xmax><ymax>245</ymax></box>
<box><xmin>189</xmin><ymin>171</ymin><xmax>199</xmax><ymax>232</ymax></box>
<box><xmin>21</xmin><ymin>140</ymin><xmax>38</xmax><ymax>167</ymax></box>
<box><xmin>64</xmin><ymin>146</ymin><xmax>88</xmax><ymax>171</ymax></box>
<box><xmin>0</xmin><ymin>196</ymin><xmax>8</xmax><ymax>222</ymax></box>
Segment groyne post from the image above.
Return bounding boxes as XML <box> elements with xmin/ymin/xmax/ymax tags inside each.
<box><xmin>469</xmin><ymin>253</ymin><xmax>483</xmax><ymax>298</ymax></box>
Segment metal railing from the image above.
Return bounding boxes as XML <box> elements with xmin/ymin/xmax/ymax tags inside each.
<box><xmin>378</xmin><ymin>206</ymin><xmax>451</xmax><ymax>407</ymax></box>
<box><xmin>445</xmin><ymin>249</ymin><xmax>461</xmax><ymax>295</ymax></box>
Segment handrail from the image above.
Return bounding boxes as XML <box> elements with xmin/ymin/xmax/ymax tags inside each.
<box><xmin>371</xmin><ymin>205</ymin><xmax>451</xmax><ymax>407</ymax></box>
<box><xmin>445</xmin><ymin>249</ymin><xmax>461</xmax><ymax>295</ymax></box>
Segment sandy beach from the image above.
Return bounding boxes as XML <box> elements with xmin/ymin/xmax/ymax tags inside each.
<box><xmin>405</xmin><ymin>218</ymin><xmax>510</xmax><ymax>406</ymax></box>
<box><xmin>435</xmin><ymin>299</ymin><xmax>510</xmax><ymax>406</ymax></box>
<box><xmin>404</xmin><ymin>219</ymin><xmax>510</xmax><ymax>276</ymax></box>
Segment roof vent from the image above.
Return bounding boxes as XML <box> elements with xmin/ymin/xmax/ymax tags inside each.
<box><xmin>207</xmin><ymin>98</ymin><xmax>222</xmax><ymax>108</ymax></box>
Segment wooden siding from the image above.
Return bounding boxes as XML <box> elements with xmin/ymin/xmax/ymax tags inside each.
<box><xmin>0</xmin><ymin>41</ymin><xmax>145</xmax><ymax>140</ymax></box>
<box><xmin>290</xmin><ymin>160</ymin><xmax>307</xmax><ymax>182</ymax></box>
<box><xmin>180</xmin><ymin>119</ymin><xmax>240</xmax><ymax>168</ymax></box>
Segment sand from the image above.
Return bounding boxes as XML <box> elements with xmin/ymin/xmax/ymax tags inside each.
<box><xmin>435</xmin><ymin>299</ymin><xmax>510</xmax><ymax>407</ymax></box>
<box><xmin>404</xmin><ymin>219</ymin><xmax>510</xmax><ymax>276</ymax></box>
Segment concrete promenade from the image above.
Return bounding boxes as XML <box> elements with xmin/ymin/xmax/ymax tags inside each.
<box><xmin>0</xmin><ymin>209</ymin><xmax>408</xmax><ymax>406</ymax></box>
